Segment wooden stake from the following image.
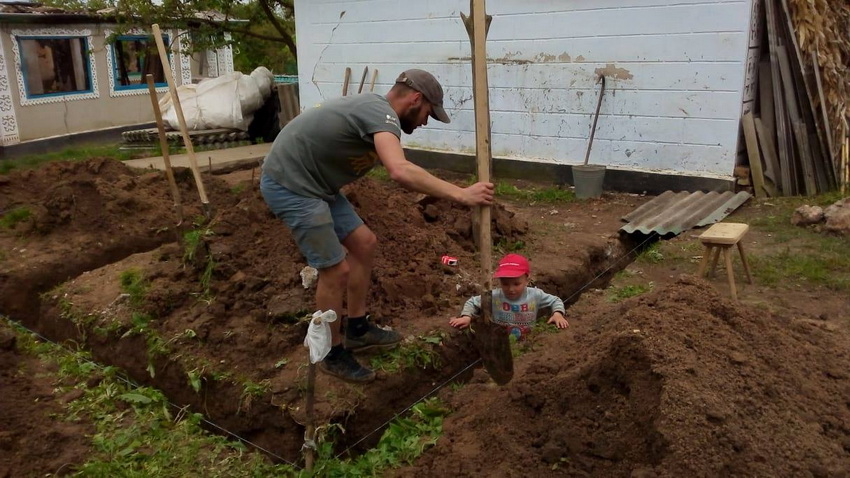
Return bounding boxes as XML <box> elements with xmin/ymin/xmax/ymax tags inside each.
<box><xmin>461</xmin><ymin>0</ymin><xmax>513</xmax><ymax>386</ymax></box>
<box><xmin>151</xmin><ymin>24</ymin><xmax>211</xmax><ymax>218</ymax></box>
<box><xmin>342</xmin><ymin>67</ymin><xmax>351</xmax><ymax>96</ymax></box>
<box><xmin>357</xmin><ymin>66</ymin><xmax>368</xmax><ymax>94</ymax></box>
<box><xmin>369</xmin><ymin>69</ymin><xmax>378</xmax><ymax>92</ymax></box>
<box><xmin>304</xmin><ymin>362</ymin><xmax>317</xmax><ymax>470</ymax></box>
<box><xmin>145</xmin><ymin>74</ymin><xmax>184</xmax><ymax>235</ymax></box>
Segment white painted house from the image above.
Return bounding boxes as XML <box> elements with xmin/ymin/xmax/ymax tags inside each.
<box><xmin>294</xmin><ymin>0</ymin><xmax>761</xmax><ymax>192</ymax></box>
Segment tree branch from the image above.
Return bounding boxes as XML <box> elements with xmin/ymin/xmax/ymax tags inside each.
<box><xmin>257</xmin><ymin>0</ymin><xmax>297</xmax><ymax>56</ymax></box>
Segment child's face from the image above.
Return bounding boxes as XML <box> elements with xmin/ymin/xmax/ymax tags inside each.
<box><xmin>498</xmin><ymin>274</ymin><xmax>529</xmax><ymax>300</ymax></box>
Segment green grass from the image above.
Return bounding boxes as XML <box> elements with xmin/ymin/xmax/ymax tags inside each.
<box><xmin>494</xmin><ymin>182</ymin><xmax>576</xmax><ymax>203</ymax></box>
<box><xmin>636</xmin><ymin>242</ymin><xmax>664</xmax><ymax>264</ymax></box>
<box><xmin>0</xmin><ymin>143</ymin><xmax>136</xmax><ymax>174</ymax></box>
<box><xmin>608</xmin><ymin>283</ymin><xmax>653</xmax><ymax>302</ymax></box>
<box><xmin>370</xmin><ymin>333</ymin><xmax>443</xmax><ymax>374</ymax></box>
<box><xmin>741</xmin><ymin>194</ymin><xmax>850</xmax><ymax>292</ymax></box>
<box><xmin>495</xmin><ymin>237</ymin><xmax>526</xmax><ymax>254</ymax></box>
<box><xmin>119</xmin><ymin>268</ymin><xmax>149</xmax><ymax>308</ymax></box>
<box><xmin>0</xmin><ymin>206</ymin><xmax>32</xmax><ymax>229</ymax></box>
<box><xmin>6</xmin><ymin>319</ymin><xmax>449</xmax><ymax>477</ymax></box>
<box><xmin>310</xmin><ymin>398</ymin><xmax>448</xmax><ymax>477</ymax></box>
<box><xmin>750</xmin><ymin>242</ymin><xmax>850</xmax><ymax>291</ymax></box>
<box><xmin>367</xmin><ymin>166</ymin><xmax>391</xmax><ymax>182</ymax></box>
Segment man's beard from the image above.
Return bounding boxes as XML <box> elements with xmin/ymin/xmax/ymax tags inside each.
<box><xmin>399</xmin><ymin>105</ymin><xmax>422</xmax><ymax>134</ymax></box>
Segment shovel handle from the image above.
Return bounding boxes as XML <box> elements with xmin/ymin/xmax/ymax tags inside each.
<box><xmin>583</xmin><ymin>75</ymin><xmax>606</xmax><ymax>166</ymax></box>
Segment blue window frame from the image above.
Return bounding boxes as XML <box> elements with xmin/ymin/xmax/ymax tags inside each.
<box><xmin>111</xmin><ymin>34</ymin><xmax>170</xmax><ymax>90</ymax></box>
<box><xmin>17</xmin><ymin>36</ymin><xmax>93</xmax><ymax>99</ymax></box>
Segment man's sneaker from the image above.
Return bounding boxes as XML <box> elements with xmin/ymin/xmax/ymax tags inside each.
<box><xmin>318</xmin><ymin>349</ymin><xmax>376</xmax><ymax>383</ymax></box>
<box><xmin>345</xmin><ymin>318</ymin><xmax>402</xmax><ymax>352</ymax></box>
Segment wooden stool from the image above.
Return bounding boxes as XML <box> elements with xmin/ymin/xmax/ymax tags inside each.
<box><xmin>697</xmin><ymin>223</ymin><xmax>753</xmax><ymax>301</ymax></box>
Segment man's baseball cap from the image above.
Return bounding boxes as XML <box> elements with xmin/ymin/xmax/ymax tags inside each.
<box><xmin>395</xmin><ymin>69</ymin><xmax>451</xmax><ymax>124</ymax></box>
<box><xmin>493</xmin><ymin>253</ymin><xmax>530</xmax><ymax>278</ymax></box>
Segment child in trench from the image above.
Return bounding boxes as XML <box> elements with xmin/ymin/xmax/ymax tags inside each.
<box><xmin>449</xmin><ymin>253</ymin><xmax>569</xmax><ymax>341</ymax></box>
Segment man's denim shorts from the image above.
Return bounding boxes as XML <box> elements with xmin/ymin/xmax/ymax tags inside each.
<box><xmin>260</xmin><ymin>174</ymin><xmax>364</xmax><ymax>269</ymax></box>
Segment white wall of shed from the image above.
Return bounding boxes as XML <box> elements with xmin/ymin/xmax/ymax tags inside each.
<box><xmin>294</xmin><ymin>0</ymin><xmax>753</xmax><ymax>178</ymax></box>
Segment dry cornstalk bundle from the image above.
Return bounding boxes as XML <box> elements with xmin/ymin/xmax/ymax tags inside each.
<box><xmin>789</xmin><ymin>0</ymin><xmax>850</xmax><ymax>171</ymax></box>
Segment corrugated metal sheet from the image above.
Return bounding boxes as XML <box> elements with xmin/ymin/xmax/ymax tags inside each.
<box><xmin>620</xmin><ymin>191</ymin><xmax>751</xmax><ymax>236</ymax></box>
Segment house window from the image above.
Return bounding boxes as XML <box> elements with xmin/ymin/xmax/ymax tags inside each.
<box><xmin>17</xmin><ymin>36</ymin><xmax>92</xmax><ymax>98</ymax></box>
<box><xmin>111</xmin><ymin>35</ymin><xmax>170</xmax><ymax>90</ymax></box>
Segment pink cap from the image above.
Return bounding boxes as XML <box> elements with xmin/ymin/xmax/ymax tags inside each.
<box><xmin>493</xmin><ymin>253</ymin><xmax>530</xmax><ymax>278</ymax></box>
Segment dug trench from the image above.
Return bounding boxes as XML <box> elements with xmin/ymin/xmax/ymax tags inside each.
<box><xmin>0</xmin><ymin>159</ymin><xmax>638</xmax><ymax>463</ymax></box>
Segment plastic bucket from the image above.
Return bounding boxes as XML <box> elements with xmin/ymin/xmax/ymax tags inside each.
<box><xmin>572</xmin><ymin>164</ymin><xmax>606</xmax><ymax>199</ymax></box>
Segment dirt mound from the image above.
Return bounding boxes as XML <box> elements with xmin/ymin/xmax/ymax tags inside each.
<box><xmin>4</xmin><ymin>159</ymin><xmax>530</xmax><ymax>461</ymax></box>
<box><xmin>400</xmin><ymin>276</ymin><xmax>850</xmax><ymax>476</ymax></box>
<box><xmin>185</xmin><ymin>176</ymin><xmax>528</xmax><ymax>325</ymax></box>
<box><xmin>0</xmin><ymin>326</ymin><xmax>92</xmax><ymax>476</ymax></box>
<box><xmin>0</xmin><ymin>159</ymin><xmax>233</xmax><ymax>318</ymax></box>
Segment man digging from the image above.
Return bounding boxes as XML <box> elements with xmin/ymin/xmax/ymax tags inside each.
<box><xmin>261</xmin><ymin>69</ymin><xmax>494</xmax><ymax>383</ymax></box>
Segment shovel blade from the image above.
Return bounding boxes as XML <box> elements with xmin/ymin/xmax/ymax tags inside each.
<box><xmin>472</xmin><ymin>291</ymin><xmax>514</xmax><ymax>385</ymax></box>
<box><xmin>472</xmin><ymin>319</ymin><xmax>514</xmax><ymax>385</ymax></box>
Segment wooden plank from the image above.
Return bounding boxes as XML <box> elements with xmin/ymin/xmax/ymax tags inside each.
<box><xmin>754</xmin><ymin>117</ymin><xmax>781</xmax><ymax>184</ymax></box>
<box><xmin>758</xmin><ymin>60</ymin><xmax>775</xmax><ymax>143</ymax></box>
<box><xmin>778</xmin><ymin>44</ymin><xmax>817</xmax><ymax>195</ymax></box>
<box><xmin>742</xmin><ymin>112</ymin><xmax>767</xmax><ymax>198</ymax></box>
<box><xmin>779</xmin><ymin>0</ymin><xmax>833</xmax><ymax>188</ymax></box>
<box><xmin>763</xmin><ymin>0</ymin><xmax>795</xmax><ymax>195</ymax></box>
<box><xmin>812</xmin><ymin>50</ymin><xmax>837</xmax><ymax>184</ymax></box>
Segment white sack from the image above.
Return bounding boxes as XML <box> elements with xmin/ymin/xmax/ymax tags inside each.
<box><xmin>160</xmin><ymin>66</ymin><xmax>274</xmax><ymax>131</ymax></box>
<box><xmin>303</xmin><ymin>310</ymin><xmax>338</xmax><ymax>364</ymax></box>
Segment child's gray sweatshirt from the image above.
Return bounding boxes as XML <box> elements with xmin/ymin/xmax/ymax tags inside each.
<box><xmin>460</xmin><ymin>287</ymin><xmax>565</xmax><ymax>328</ymax></box>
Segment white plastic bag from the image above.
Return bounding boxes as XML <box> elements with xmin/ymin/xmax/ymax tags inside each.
<box><xmin>160</xmin><ymin>66</ymin><xmax>274</xmax><ymax>131</ymax></box>
<box><xmin>304</xmin><ymin>310</ymin><xmax>338</xmax><ymax>364</ymax></box>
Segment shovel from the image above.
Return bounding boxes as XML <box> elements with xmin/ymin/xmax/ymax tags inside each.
<box><xmin>462</xmin><ymin>0</ymin><xmax>513</xmax><ymax>385</ymax></box>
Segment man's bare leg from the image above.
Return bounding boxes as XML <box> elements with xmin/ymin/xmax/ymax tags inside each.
<box><xmin>316</xmin><ymin>260</ymin><xmax>349</xmax><ymax>346</ymax></box>
<box><xmin>342</xmin><ymin>225</ymin><xmax>377</xmax><ymax>318</ymax></box>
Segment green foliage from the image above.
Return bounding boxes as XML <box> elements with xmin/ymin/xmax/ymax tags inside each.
<box><xmin>0</xmin><ymin>144</ymin><xmax>135</xmax><ymax>174</ymax></box>
<box><xmin>187</xmin><ymin>368</ymin><xmax>204</xmax><ymax>393</ymax></box>
<box><xmin>370</xmin><ymin>334</ymin><xmax>443</xmax><ymax>374</ymax></box>
<box><xmin>119</xmin><ymin>268</ymin><xmax>149</xmax><ymax>308</ymax></box>
<box><xmin>494</xmin><ymin>182</ymin><xmax>576</xmax><ymax>203</ymax></box>
<box><xmin>309</xmin><ymin>398</ymin><xmax>449</xmax><ymax>477</ymax></box>
<box><xmin>636</xmin><ymin>242</ymin><xmax>664</xmax><ymax>264</ymax></box>
<box><xmin>230</xmin><ymin>184</ymin><xmax>247</xmax><ymax>195</ymax></box>
<box><xmin>0</xmin><ymin>206</ymin><xmax>32</xmax><ymax>229</ymax></box>
<box><xmin>366</xmin><ymin>166</ymin><xmax>390</xmax><ymax>182</ymax></box>
<box><xmin>495</xmin><ymin>237</ymin><xmax>526</xmax><ymax>255</ymax></box>
<box><xmin>608</xmin><ymin>283</ymin><xmax>653</xmax><ymax>302</ymax></box>
<box><xmin>7</xmin><ymin>318</ymin><xmax>450</xmax><ymax>477</ymax></box>
<box><xmin>182</xmin><ymin>222</ymin><xmax>216</xmax><ymax>300</ymax></box>
<box><xmin>5</xmin><ymin>319</ymin><xmax>296</xmax><ymax>477</ymax></box>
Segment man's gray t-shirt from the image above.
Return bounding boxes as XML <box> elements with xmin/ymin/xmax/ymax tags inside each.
<box><xmin>262</xmin><ymin>93</ymin><xmax>402</xmax><ymax>200</ymax></box>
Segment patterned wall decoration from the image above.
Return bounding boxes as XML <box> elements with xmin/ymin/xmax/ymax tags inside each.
<box><xmin>104</xmin><ymin>28</ymin><xmax>180</xmax><ymax>97</ymax></box>
<box><xmin>220</xmin><ymin>33</ymin><xmax>234</xmax><ymax>75</ymax></box>
<box><xmin>206</xmin><ymin>49</ymin><xmax>219</xmax><ymax>78</ymax></box>
<box><xmin>177</xmin><ymin>30</ymin><xmax>192</xmax><ymax>85</ymax></box>
<box><xmin>0</xmin><ymin>32</ymin><xmax>20</xmax><ymax>145</ymax></box>
<box><xmin>10</xmin><ymin>28</ymin><xmax>99</xmax><ymax>106</ymax></box>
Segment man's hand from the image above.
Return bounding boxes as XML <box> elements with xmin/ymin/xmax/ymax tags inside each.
<box><xmin>449</xmin><ymin>316</ymin><xmax>472</xmax><ymax>329</ymax></box>
<box><xmin>547</xmin><ymin>312</ymin><xmax>569</xmax><ymax>329</ymax></box>
<box><xmin>459</xmin><ymin>182</ymin><xmax>495</xmax><ymax>207</ymax></box>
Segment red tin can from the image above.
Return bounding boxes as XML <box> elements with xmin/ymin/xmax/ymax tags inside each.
<box><xmin>441</xmin><ymin>255</ymin><xmax>458</xmax><ymax>266</ymax></box>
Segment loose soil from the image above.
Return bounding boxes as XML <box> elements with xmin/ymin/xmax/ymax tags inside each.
<box><xmin>1</xmin><ymin>159</ymin><xmax>848</xmax><ymax>476</ymax></box>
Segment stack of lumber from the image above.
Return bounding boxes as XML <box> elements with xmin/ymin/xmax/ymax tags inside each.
<box><xmin>744</xmin><ymin>0</ymin><xmax>848</xmax><ymax>197</ymax></box>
